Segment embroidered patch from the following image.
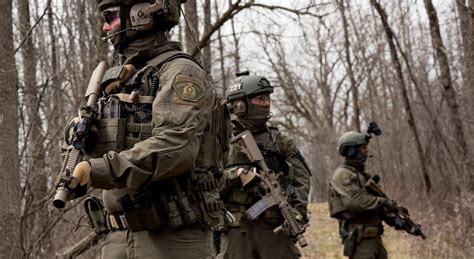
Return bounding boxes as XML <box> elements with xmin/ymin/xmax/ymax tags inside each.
<box><xmin>173</xmin><ymin>75</ymin><xmax>204</xmax><ymax>103</ymax></box>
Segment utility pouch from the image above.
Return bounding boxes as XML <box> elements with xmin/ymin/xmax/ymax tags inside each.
<box><xmin>162</xmin><ymin>197</ymin><xmax>183</xmax><ymax>229</ymax></box>
<box><xmin>118</xmin><ymin>194</ymin><xmax>141</xmax><ymax>232</ymax></box>
<box><xmin>84</xmin><ymin>196</ymin><xmax>108</xmax><ymax>235</ymax></box>
<box><xmin>95</xmin><ymin>117</ymin><xmax>127</xmax><ymax>156</ymax></box>
<box><xmin>343</xmin><ymin>228</ymin><xmax>358</xmax><ymax>257</ymax></box>
<box><xmin>118</xmin><ymin>193</ymin><xmax>162</xmax><ymax>232</ymax></box>
<box><xmin>176</xmin><ymin>196</ymin><xmax>198</xmax><ymax>225</ymax></box>
<box><xmin>328</xmin><ymin>186</ymin><xmax>352</xmax><ymax>220</ymax></box>
<box><xmin>171</xmin><ymin>178</ymin><xmax>197</xmax><ymax>226</ymax></box>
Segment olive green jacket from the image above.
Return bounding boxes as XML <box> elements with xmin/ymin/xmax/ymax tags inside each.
<box><xmin>330</xmin><ymin>165</ymin><xmax>385</xmax><ymax>214</ymax></box>
<box><xmin>89</xmin><ymin>41</ymin><xmax>215</xmax><ymax>194</ymax></box>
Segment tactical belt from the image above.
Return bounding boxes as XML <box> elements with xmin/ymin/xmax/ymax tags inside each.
<box><xmin>348</xmin><ymin>224</ymin><xmax>383</xmax><ymax>239</ymax></box>
<box><xmin>106</xmin><ymin>193</ymin><xmax>223</xmax><ymax>232</ymax></box>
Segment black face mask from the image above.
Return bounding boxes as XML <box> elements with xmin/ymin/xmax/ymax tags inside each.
<box><xmin>355</xmin><ymin>151</ymin><xmax>368</xmax><ymax>163</ymax></box>
<box><xmin>238</xmin><ymin>105</ymin><xmax>271</xmax><ymax>132</ymax></box>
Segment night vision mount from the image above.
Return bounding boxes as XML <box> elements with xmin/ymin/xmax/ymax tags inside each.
<box><xmin>366</xmin><ymin>121</ymin><xmax>382</xmax><ymax>139</ymax></box>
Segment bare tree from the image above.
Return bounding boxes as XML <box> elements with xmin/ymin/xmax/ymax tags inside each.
<box><xmin>184</xmin><ymin>0</ymin><xmax>199</xmax><ymax>55</ymax></box>
<box><xmin>203</xmin><ymin>0</ymin><xmax>212</xmax><ymax>72</ymax></box>
<box><xmin>371</xmin><ymin>0</ymin><xmax>432</xmax><ymax>193</ymax></box>
<box><xmin>423</xmin><ymin>0</ymin><xmax>468</xmax><ymax>159</ymax></box>
<box><xmin>0</xmin><ymin>0</ymin><xmax>21</xmax><ymax>256</ymax></box>
<box><xmin>337</xmin><ymin>0</ymin><xmax>361</xmax><ymax>131</ymax></box>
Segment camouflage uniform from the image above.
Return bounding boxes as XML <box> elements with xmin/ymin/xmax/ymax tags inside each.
<box><xmin>218</xmin><ymin>74</ymin><xmax>311</xmax><ymax>259</ymax></box>
<box><xmin>328</xmin><ymin>132</ymin><xmax>389</xmax><ymax>259</ymax></box>
<box><xmin>77</xmin><ymin>1</ymin><xmax>223</xmax><ymax>258</ymax></box>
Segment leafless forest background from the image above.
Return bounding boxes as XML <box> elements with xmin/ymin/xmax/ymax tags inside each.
<box><xmin>0</xmin><ymin>0</ymin><xmax>472</xmax><ymax>258</ymax></box>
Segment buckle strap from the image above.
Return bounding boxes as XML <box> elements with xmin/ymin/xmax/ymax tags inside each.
<box><xmin>112</xmin><ymin>93</ymin><xmax>154</xmax><ymax>104</ymax></box>
<box><xmin>188</xmin><ymin>192</ymin><xmax>204</xmax><ymax>203</ymax></box>
<box><xmin>107</xmin><ymin>214</ymin><xmax>128</xmax><ymax>231</ymax></box>
<box><xmin>126</xmin><ymin>122</ymin><xmax>153</xmax><ymax>134</ymax></box>
<box><xmin>348</xmin><ymin>224</ymin><xmax>382</xmax><ymax>238</ymax></box>
<box><xmin>205</xmin><ymin>200</ymin><xmax>224</xmax><ymax>212</ymax></box>
<box><xmin>198</xmin><ymin>179</ymin><xmax>218</xmax><ymax>191</ymax></box>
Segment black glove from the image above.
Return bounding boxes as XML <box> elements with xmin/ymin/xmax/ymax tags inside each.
<box><xmin>381</xmin><ymin>198</ymin><xmax>397</xmax><ymax>211</ymax></box>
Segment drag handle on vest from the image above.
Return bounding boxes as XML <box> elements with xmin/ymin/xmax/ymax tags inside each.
<box><xmin>53</xmin><ymin>62</ymin><xmax>109</xmax><ymax>209</ymax></box>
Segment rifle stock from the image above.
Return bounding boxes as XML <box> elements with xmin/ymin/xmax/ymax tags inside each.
<box><xmin>53</xmin><ymin>61</ymin><xmax>108</xmax><ymax>209</ymax></box>
<box><xmin>229</xmin><ymin>123</ymin><xmax>309</xmax><ymax>247</ymax></box>
<box><xmin>365</xmin><ymin>178</ymin><xmax>426</xmax><ymax>239</ymax></box>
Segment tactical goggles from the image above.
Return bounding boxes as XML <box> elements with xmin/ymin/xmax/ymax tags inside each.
<box><xmin>102</xmin><ymin>6</ymin><xmax>120</xmax><ymax>24</ymax></box>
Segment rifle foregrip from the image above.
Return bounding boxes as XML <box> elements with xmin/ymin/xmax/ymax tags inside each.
<box><xmin>53</xmin><ymin>147</ymin><xmax>83</xmax><ymax>209</ymax></box>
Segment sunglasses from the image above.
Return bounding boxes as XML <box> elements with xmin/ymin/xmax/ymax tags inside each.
<box><xmin>102</xmin><ymin>7</ymin><xmax>120</xmax><ymax>24</ymax></box>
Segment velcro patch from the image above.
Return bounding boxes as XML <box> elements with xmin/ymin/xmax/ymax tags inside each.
<box><xmin>173</xmin><ymin>75</ymin><xmax>204</xmax><ymax>103</ymax></box>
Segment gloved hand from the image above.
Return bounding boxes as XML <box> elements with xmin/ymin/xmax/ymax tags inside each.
<box><xmin>236</xmin><ymin>167</ymin><xmax>260</xmax><ymax>188</ymax></box>
<box><xmin>380</xmin><ymin>198</ymin><xmax>397</xmax><ymax>211</ymax></box>
<box><xmin>73</xmin><ymin>161</ymin><xmax>92</xmax><ymax>186</ymax></box>
<box><xmin>68</xmin><ymin>161</ymin><xmax>92</xmax><ymax>200</ymax></box>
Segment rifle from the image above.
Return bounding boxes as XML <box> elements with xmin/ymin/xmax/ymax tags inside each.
<box><xmin>53</xmin><ymin>61</ymin><xmax>109</xmax><ymax>209</ymax></box>
<box><xmin>229</xmin><ymin>119</ymin><xmax>309</xmax><ymax>247</ymax></box>
<box><xmin>365</xmin><ymin>177</ymin><xmax>426</xmax><ymax>239</ymax></box>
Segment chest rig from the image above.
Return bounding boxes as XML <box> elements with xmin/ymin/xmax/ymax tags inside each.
<box><xmin>225</xmin><ymin>127</ymin><xmax>294</xmax><ymax>205</ymax></box>
<box><xmin>93</xmin><ymin>50</ymin><xmax>225</xmax><ymax>231</ymax></box>
<box><xmin>328</xmin><ymin>165</ymin><xmax>370</xmax><ymax>220</ymax></box>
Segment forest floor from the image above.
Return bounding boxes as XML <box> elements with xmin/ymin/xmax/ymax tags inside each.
<box><xmin>301</xmin><ymin>203</ymin><xmax>432</xmax><ymax>259</ymax></box>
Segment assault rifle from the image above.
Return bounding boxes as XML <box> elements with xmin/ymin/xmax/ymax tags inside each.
<box><xmin>365</xmin><ymin>177</ymin><xmax>426</xmax><ymax>239</ymax></box>
<box><xmin>229</xmin><ymin>119</ymin><xmax>309</xmax><ymax>247</ymax></box>
<box><xmin>53</xmin><ymin>61</ymin><xmax>108</xmax><ymax>209</ymax></box>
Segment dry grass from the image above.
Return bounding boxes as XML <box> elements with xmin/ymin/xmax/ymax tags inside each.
<box><xmin>300</xmin><ymin>203</ymin><xmax>431</xmax><ymax>259</ymax></box>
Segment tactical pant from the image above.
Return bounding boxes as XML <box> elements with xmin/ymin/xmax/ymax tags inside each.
<box><xmin>350</xmin><ymin>236</ymin><xmax>387</xmax><ymax>259</ymax></box>
<box><xmin>99</xmin><ymin>227</ymin><xmax>214</xmax><ymax>259</ymax></box>
<box><xmin>217</xmin><ymin>222</ymin><xmax>301</xmax><ymax>259</ymax></box>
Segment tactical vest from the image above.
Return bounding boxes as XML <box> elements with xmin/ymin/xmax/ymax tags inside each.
<box><xmin>328</xmin><ymin>165</ymin><xmax>358</xmax><ymax>220</ymax></box>
<box><xmin>224</xmin><ymin>127</ymin><xmax>295</xmax><ymax>207</ymax></box>
<box><xmin>328</xmin><ymin>165</ymin><xmax>377</xmax><ymax>221</ymax></box>
<box><xmin>93</xmin><ymin>50</ymin><xmax>225</xmax><ymax>231</ymax></box>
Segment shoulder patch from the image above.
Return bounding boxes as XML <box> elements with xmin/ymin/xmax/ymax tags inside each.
<box><xmin>173</xmin><ymin>75</ymin><xmax>205</xmax><ymax>104</ymax></box>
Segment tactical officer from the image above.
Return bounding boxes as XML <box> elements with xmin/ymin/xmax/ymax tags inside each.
<box><xmin>328</xmin><ymin>131</ymin><xmax>396</xmax><ymax>259</ymax></box>
<box><xmin>65</xmin><ymin>0</ymin><xmax>223</xmax><ymax>258</ymax></box>
<box><xmin>218</xmin><ymin>73</ymin><xmax>312</xmax><ymax>259</ymax></box>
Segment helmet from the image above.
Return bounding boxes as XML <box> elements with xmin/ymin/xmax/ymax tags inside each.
<box><xmin>337</xmin><ymin>131</ymin><xmax>370</xmax><ymax>157</ymax></box>
<box><xmin>97</xmin><ymin>0</ymin><xmax>184</xmax><ymax>52</ymax></box>
<box><xmin>227</xmin><ymin>74</ymin><xmax>273</xmax><ymax>102</ymax></box>
<box><xmin>226</xmin><ymin>73</ymin><xmax>273</xmax><ymax>117</ymax></box>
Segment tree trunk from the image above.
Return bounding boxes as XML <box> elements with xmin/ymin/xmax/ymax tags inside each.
<box><xmin>18</xmin><ymin>0</ymin><xmax>49</xmax><ymax>254</ymax></box>
<box><xmin>424</xmin><ymin>0</ymin><xmax>468</xmax><ymax>159</ymax></box>
<box><xmin>371</xmin><ymin>0</ymin><xmax>432</xmax><ymax>193</ymax></box>
<box><xmin>214</xmin><ymin>0</ymin><xmax>228</xmax><ymax>96</ymax></box>
<box><xmin>338</xmin><ymin>0</ymin><xmax>361</xmax><ymax>131</ymax></box>
<box><xmin>184</xmin><ymin>0</ymin><xmax>199</xmax><ymax>57</ymax></box>
<box><xmin>203</xmin><ymin>0</ymin><xmax>211</xmax><ymax>73</ymax></box>
<box><xmin>0</xmin><ymin>0</ymin><xmax>22</xmax><ymax>256</ymax></box>
<box><xmin>230</xmin><ymin>16</ymin><xmax>240</xmax><ymax>73</ymax></box>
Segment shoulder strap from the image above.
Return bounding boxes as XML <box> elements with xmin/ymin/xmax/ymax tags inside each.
<box><xmin>146</xmin><ymin>50</ymin><xmax>203</xmax><ymax>70</ymax></box>
<box><xmin>269</xmin><ymin>126</ymin><xmax>279</xmax><ymax>143</ymax></box>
